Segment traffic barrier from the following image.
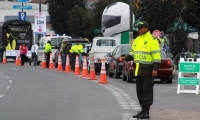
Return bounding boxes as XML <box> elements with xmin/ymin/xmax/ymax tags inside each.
<box><xmin>65</xmin><ymin>54</ymin><xmax>71</xmax><ymax>73</ymax></box>
<box><xmin>2</xmin><ymin>51</ymin><xmax>6</xmax><ymax>64</ymax></box>
<box><xmin>98</xmin><ymin>58</ymin><xmax>108</xmax><ymax>84</ymax></box>
<box><xmin>41</xmin><ymin>52</ymin><xmax>46</xmax><ymax>68</ymax></box>
<box><xmin>49</xmin><ymin>53</ymin><xmax>54</xmax><ymax>70</ymax></box>
<box><xmin>57</xmin><ymin>54</ymin><xmax>62</xmax><ymax>71</ymax></box>
<box><xmin>88</xmin><ymin>57</ymin><xmax>97</xmax><ymax>80</ymax></box>
<box><xmin>177</xmin><ymin>58</ymin><xmax>200</xmax><ymax>94</ymax></box>
<box><xmin>15</xmin><ymin>52</ymin><xmax>19</xmax><ymax>65</ymax></box>
<box><xmin>81</xmin><ymin>56</ymin><xmax>88</xmax><ymax>77</ymax></box>
<box><xmin>73</xmin><ymin>55</ymin><xmax>80</xmax><ymax>75</ymax></box>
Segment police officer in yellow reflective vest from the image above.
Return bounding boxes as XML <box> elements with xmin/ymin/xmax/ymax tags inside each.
<box><xmin>125</xmin><ymin>21</ymin><xmax>161</xmax><ymax>119</ymax></box>
<box><xmin>69</xmin><ymin>43</ymin><xmax>79</xmax><ymax>71</ymax></box>
<box><xmin>45</xmin><ymin>41</ymin><xmax>52</xmax><ymax>68</ymax></box>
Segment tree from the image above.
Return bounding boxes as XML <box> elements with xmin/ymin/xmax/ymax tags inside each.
<box><xmin>48</xmin><ymin>0</ymin><xmax>86</xmax><ymax>35</ymax></box>
<box><xmin>135</xmin><ymin>0</ymin><xmax>183</xmax><ymax>32</ymax></box>
<box><xmin>181</xmin><ymin>0</ymin><xmax>200</xmax><ymax>31</ymax></box>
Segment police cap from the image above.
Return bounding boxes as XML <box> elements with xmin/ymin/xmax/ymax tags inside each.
<box><xmin>138</xmin><ymin>21</ymin><xmax>149</xmax><ymax>29</ymax></box>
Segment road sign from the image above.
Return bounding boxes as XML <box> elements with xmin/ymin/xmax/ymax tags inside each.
<box><xmin>13</xmin><ymin>5</ymin><xmax>32</xmax><ymax>10</ymax></box>
<box><xmin>18</xmin><ymin>12</ymin><xmax>26</xmax><ymax>20</ymax></box>
<box><xmin>178</xmin><ymin>78</ymin><xmax>199</xmax><ymax>85</ymax></box>
<box><xmin>15</xmin><ymin>0</ymin><xmax>32</xmax><ymax>2</ymax></box>
<box><xmin>152</xmin><ymin>30</ymin><xmax>161</xmax><ymax>38</ymax></box>
<box><xmin>34</xmin><ymin>12</ymin><xmax>46</xmax><ymax>34</ymax></box>
<box><xmin>179</xmin><ymin>62</ymin><xmax>200</xmax><ymax>73</ymax></box>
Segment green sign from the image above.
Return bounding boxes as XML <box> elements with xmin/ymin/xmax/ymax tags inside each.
<box><xmin>179</xmin><ymin>62</ymin><xmax>200</xmax><ymax>73</ymax></box>
<box><xmin>178</xmin><ymin>78</ymin><xmax>199</xmax><ymax>85</ymax></box>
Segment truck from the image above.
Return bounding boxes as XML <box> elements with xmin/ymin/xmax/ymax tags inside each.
<box><xmin>0</xmin><ymin>19</ymin><xmax>33</xmax><ymax>61</ymax></box>
<box><xmin>87</xmin><ymin>37</ymin><xmax>120</xmax><ymax>74</ymax></box>
<box><xmin>37</xmin><ymin>34</ymin><xmax>72</xmax><ymax>65</ymax></box>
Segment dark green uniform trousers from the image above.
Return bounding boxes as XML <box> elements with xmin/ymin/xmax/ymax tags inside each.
<box><xmin>135</xmin><ymin>76</ymin><xmax>154</xmax><ymax>106</ymax></box>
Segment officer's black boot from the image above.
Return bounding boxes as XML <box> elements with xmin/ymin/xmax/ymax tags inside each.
<box><xmin>132</xmin><ymin>105</ymin><xmax>145</xmax><ymax>118</ymax></box>
<box><xmin>139</xmin><ymin>104</ymin><xmax>150</xmax><ymax>119</ymax></box>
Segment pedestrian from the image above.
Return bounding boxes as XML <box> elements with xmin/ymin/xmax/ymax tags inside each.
<box><xmin>29</xmin><ymin>43</ymin><xmax>39</xmax><ymax>66</ymax></box>
<box><xmin>60</xmin><ymin>38</ymin><xmax>70</xmax><ymax>71</ymax></box>
<box><xmin>45</xmin><ymin>41</ymin><xmax>52</xmax><ymax>68</ymax></box>
<box><xmin>125</xmin><ymin>21</ymin><xmax>161</xmax><ymax>119</ymax></box>
<box><xmin>19</xmin><ymin>43</ymin><xmax>28</xmax><ymax>66</ymax></box>
<box><xmin>163</xmin><ymin>41</ymin><xmax>169</xmax><ymax>52</ymax></box>
<box><xmin>77</xmin><ymin>44</ymin><xmax>86</xmax><ymax>69</ymax></box>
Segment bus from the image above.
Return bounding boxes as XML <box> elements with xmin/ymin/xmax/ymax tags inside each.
<box><xmin>0</xmin><ymin>19</ymin><xmax>33</xmax><ymax>61</ymax></box>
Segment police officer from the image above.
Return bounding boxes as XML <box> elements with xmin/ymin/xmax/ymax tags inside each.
<box><xmin>77</xmin><ymin>44</ymin><xmax>86</xmax><ymax>69</ymax></box>
<box><xmin>45</xmin><ymin>41</ymin><xmax>52</xmax><ymax>68</ymax></box>
<box><xmin>125</xmin><ymin>21</ymin><xmax>161</xmax><ymax>119</ymax></box>
<box><xmin>70</xmin><ymin>43</ymin><xmax>79</xmax><ymax>71</ymax></box>
<box><xmin>60</xmin><ymin>38</ymin><xmax>70</xmax><ymax>71</ymax></box>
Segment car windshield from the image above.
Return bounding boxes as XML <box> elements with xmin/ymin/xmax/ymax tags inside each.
<box><xmin>160</xmin><ymin>49</ymin><xmax>167</xmax><ymax>58</ymax></box>
<box><xmin>96</xmin><ymin>39</ymin><xmax>116</xmax><ymax>46</ymax></box>
<box><xmin>122</xmin><ymin>45</ymin><xmax>131</xmax><ymax>54</ymax></box>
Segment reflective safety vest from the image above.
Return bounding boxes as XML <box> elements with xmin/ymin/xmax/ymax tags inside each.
<box><xmin>129</xmin><ymin>31</ymin><xmax>161</xmax><ymax>76</ymax></box>
<box><xmin>69</xmin><ymin>44</ymin><xmax>79</xmax><ymax>54</ymax></box>
<box><xmin>77</xmin><ymin>44</ymin><xmax>84</xmax><ymax>54</ymax></box>
<box><xmin>44</xmin><ymin>43</ymin><xmax>52</xmax><ymax>53</ymax></box>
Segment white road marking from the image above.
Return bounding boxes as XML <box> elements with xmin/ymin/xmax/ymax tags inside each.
<box><xmin>10</xmin><ymin>68</ymin><xmax>20</xmax><ymax>70</ymax></box>
<box><xmin>9</xmin><ymin>80</ymin><xmax>13</xmax><ymax>83</ymax></box>
<box><xmin>5</xmin><ymin>76</ymin><xmax>9</xmax><ymax>79</ymax></box>
<box><xmin>0</xmin><ymin>95</ymin><xmax>4</xmax><ymax>99</ymax></box>
<box><xmin>7</xmin><ymin>86</ymin><xmax>10</xmax><ymax>90</ymax></box>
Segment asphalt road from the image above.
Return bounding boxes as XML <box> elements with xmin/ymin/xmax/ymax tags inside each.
<box><xmin>0</xmin><ymin>62</ymin><xmax>136</xmax><ymax>120</ymax></box>
<box><xmin>0</xmin><ymin>62</ymin><xmax>200</xmax><ymax>120</ymax></box>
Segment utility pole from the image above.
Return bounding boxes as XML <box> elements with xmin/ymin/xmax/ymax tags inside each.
<box><xmin>37</xmin><ymin>0</ymin><xmax>42</xmax><ymax>43</ymax></box>
<box><xmin>129</xmin><ymin>0</ymin><xmax>133</xmax><ymax>44</ymax></box>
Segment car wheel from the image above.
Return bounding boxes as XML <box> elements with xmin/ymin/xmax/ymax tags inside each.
<box><xmin>114</xmin><ymin>67</ymin><xmax>120</xmax><ymax>79</ymax></box>
<box><xmin>127</xmin><ymin>74</ymin><xmax>133</xmax><ymax>83</ymax></box>
<box><xmin>122</xmin><ymin>71</ymin><xmax>127</xmax><ymax>81</ymax></box>
<box><xmin>108</xmin><ymin>67</ymin><xmax>113</xmax><ymax>77</ymax></box>
<box><xmin>37</xmin><ymin>62</ymin><xmax>40</xmax><ymax>65</ymax></box>
<box><xmin>161</xmin><ymin>78</ymin><xmax>166</xmax><ymax>82</ymax></box>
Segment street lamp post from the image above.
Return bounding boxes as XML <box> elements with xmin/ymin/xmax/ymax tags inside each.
<box><xmin>129</xmin><ymin>0</ymin><xmax>133</xmax><ymax>44</ymax></box>
<box><xmin>37</xmin><ymin>0</ymin><xmax>42</xmax><ymax>43</ymax></box>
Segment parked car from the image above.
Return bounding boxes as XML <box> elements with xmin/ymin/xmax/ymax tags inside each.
<box><xmin>122</xmin><ymin>48</ymin><xmax>174</xmax><ymax>83</ymax></box>
<box><xmin>107</xmin><ymin>44</ymin><xmax>131</xmax><ymax>78</ymax></box>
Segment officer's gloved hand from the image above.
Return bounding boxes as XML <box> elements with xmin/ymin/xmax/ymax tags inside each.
<box><xmin>125</xmin><ymin>54</ymin><xmax>133</xmax><ymax>61</ymax></box>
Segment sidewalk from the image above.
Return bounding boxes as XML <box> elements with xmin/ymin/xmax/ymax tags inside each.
<box><xmin>151</xmin><ymin>109</ymin><xmax>200</xmax><ymax>120</ymax></box>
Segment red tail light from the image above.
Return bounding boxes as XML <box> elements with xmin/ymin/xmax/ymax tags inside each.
<box><xmin>166</xmin><ymin>60</ymin><xmax>171</xmax><ymax>67</ymax></box>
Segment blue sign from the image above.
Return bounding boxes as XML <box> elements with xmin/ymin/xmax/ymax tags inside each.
<box><xmin>13</xmin><ymin>5</ymin><xmax>32</xmax><ymax>10</ymax></box>
<box><xmin>15</xmin><ymin>0</ymin><xmax>32</xmax><ymax>2</ymax></box>
<box><xmin>18</xmin><ymin>12</ymin><xmax>26</xmax><ymax>20</ymax></box>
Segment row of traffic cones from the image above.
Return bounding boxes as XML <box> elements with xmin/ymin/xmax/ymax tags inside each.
<box><xmin>10</xmin><ymin>51</ymin><xmax>108</xmax><ymax>84</ymax></box>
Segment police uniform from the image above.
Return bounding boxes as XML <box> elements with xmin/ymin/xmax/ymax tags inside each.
<box><xmin>70</xmin><ymin>44</ymin><xmax>79</xmax><ymax>71</ymax></box>
<box><xmin>45</xmin><ymin>41</ymin><xmax>52</xmax><ymax>68</ymax></box>
<box><xmin>125</xmin><ymin>21</ymin><xmax>161</xmax><ymax>119</ymax></box>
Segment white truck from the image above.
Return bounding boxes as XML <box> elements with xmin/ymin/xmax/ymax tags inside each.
<box><xmin>87</xmin><ymin>37</ymin><xmax>120</xmax><ymax>74</ymax></box>
<box><xmin>37</xmin><ymin>35</ymin><xmax>72</xmax><ymax>65</ymax></box>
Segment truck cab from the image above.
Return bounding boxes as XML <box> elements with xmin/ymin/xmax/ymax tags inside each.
<box><xmin>87</xmin><ymin>37</ymin><xmax>119</xmax><ymax>74</ymax></box>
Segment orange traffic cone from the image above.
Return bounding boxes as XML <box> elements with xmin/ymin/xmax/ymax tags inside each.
<box><xmin>2</xmin><ymin>51</ymin><xmax>6</xmax><ymax>64</ymax></box>
<box><xmin>18</xmin><ymin>56</ymin><xmax>21</xmax><ymax>66</ymax></box>
<box><xmin>73</xmin><ymin>55</ymin><xmax>80</xmax><ymax>75</ymax></box>
<box><xmin>49</xmin><ymin>53</ymin><xmax>54</xmax><ymax>70</ymax></box>
<box><xmin>15</xmin><ymin>52</ymin><xmax>19</xmax><ymax>65</ymax></box>
<box><xmin>41</xmin><ymin>52</ymin><xmax>46</xmax><ymax>68</ymax></box>
<box><xmin>81</xmin><ymin>56</ymin><xmax>88</xmax><ymax>77</ymax></box>
<box><xmin>65</xmin><ymin>54</ymin><xmax>71</xmax><ymax>73</ymax></box>
<box><xmin>57</xmin><ymin>54</ymin><xmax>62</xmax><ymax>71</ymax></box>
<box><xmin>88</xmin><ymin>57</ymin><xmax>97</xmax><ymax>80</ymax></box>
<box><xmin>98</xmin><ymin>58</ymin><xmax>108</xmax><ymax>84</ymax></box>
